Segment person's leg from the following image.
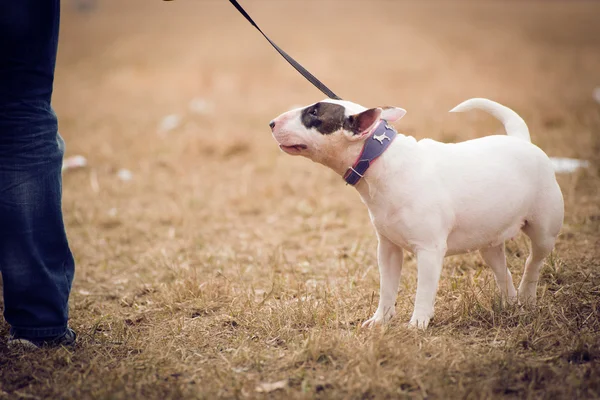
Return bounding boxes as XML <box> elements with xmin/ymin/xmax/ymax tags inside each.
<box><xmin>0</xmin><ymin>0</ymin><xmax>75</xmax><ymax>343</ymax></box>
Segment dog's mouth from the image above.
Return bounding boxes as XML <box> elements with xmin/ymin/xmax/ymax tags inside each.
<box><xmin>279</xmin><ymin>144</ymin><xmax>308</xmax><ymax>154</ymax></box>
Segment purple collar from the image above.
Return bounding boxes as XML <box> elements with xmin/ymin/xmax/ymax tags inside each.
<box><xmin>343</xmin><ymin>120</ymin><xmax>397</xmax><ymax>186</ymax></box>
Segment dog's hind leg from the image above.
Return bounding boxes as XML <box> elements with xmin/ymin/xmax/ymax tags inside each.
<box><xmin>518</xmin><ymin>223</ymin><xmax>557</xmax><ymax>305</ymax></box>
<box><xmin>480</xmin><ymin>243</ymin><xmax>517</xmax><ymax>303</ymax></box>
<box><xmin>519</xmin><ymin>184</ymin><xmax>563</xmax><ymax>305</ymax></box>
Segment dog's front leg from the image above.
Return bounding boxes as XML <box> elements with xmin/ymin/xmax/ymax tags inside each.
<box><xmin>409</xmin><ymin>247</ymin><xmax>446</xmax><ymax>329</ymax></box>
<box><xmin>362</xmin><ymin>235</ymin><xmax>403</xmax><ymax>328</ymax></box>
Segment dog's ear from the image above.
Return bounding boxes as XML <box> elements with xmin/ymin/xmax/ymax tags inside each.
<box><xmin>380</xmin><ymin>106</ymin><xmax>406</xmax><ymax>122</ymax></box>
<box><xmin>345</xmin><ymin>108</ymin><xmax>382</xmax><ymax>140</ymax></box>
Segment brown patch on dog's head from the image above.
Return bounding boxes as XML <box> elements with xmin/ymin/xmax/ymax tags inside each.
<box><xmin>301</xmin><ymin>102</ymin><xmax>347</xmax><ymax>135</ymax></box>
<box><xmin>300</xmin><ymin>102</ymin><xmax>386</xmax><ymax>137</ymax></box>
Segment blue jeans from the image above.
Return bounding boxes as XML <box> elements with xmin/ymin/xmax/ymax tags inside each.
<box><xmin>0</xmin><ymin>0</ymin><xmax>75</xmax><ymax>339</ymax></box>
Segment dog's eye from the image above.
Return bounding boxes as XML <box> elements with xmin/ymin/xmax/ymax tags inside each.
<box><xmin>310</xmin><ymin>108</ymin><xmax>318</xmax><ymax>116</ymax></box>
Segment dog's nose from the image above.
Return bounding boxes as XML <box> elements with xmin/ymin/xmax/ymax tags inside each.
<box><xmin>269</xmin><ymin>120</ymin><xmax>276</xmax><ymax>130</ymax></box>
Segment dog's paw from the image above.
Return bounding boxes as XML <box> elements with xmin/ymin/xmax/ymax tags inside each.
<box><xmin>361</xmin><ymin>309</ymin><xmax>395</xmax><ymax>328</ymax></box>
<box><xmin>506</xmin><ymin>294</ymin><xmax>518</xmax><ymax>305</ymax></box>
<box><xmin>517</xmin><ymin>286</ymin><xmax>537</xmax><ymax>306</ymax></box>
<box><xmin>408</xmin><ymin>314</ymin><xmax>432</xmax><ymax>330</ymax></box>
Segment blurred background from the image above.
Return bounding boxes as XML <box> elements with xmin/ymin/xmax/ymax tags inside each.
<box><xmin>55</xmin><ymin>0</ymin><xmax>599</xmax><ymax>247</ymax></box>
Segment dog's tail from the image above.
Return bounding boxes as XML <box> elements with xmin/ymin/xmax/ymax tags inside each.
<box><xmin>449</xmin><ymin>98</ymin><xmax>531</xmax><ymax>142</ymax></box>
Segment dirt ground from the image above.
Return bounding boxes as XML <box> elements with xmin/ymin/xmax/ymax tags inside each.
<box><xmin>1</xmin><ymin>0</ymin><xmax>599</xmax><ymax>398</ymax></box>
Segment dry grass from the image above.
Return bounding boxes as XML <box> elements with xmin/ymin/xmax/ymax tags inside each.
<box><xmin>1</xmin><ymin>0</ymin><xmax>600</xmax><ymax>398</ymax></box>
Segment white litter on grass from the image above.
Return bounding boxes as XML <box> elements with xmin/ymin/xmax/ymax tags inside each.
<box><xmin>593</xmin><ymin>87</ymin><xmax>600</xmax><ymax>104</ymax></box>
<box><xmin>550</xmin><ymin>157</ymin><xmax>590</xmax><ymax>174</ymax></box>
<box><xmin>158</xmin><ymin>114</ymin><xmax>182</xmax><ymax>134</ymax></box>
<box><xmin>62</xmin><ymin>155</ymin><xmax>87</xmax><ymax>171</ymax></box>
<box><xmin>189</xmin><ymin>97</ymin><xmax>215</xmax><ymax>115</ymax></box>
<box><xmin>117</xmin><ymin>168</ymin><xmax>133</xmax><ymax>181</ymax></box>
<box><xmin>255</xmin><ymin>379</ymin><xmax>288</xmax><ymax>393</ymax></box>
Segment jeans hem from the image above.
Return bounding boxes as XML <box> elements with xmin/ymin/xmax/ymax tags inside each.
<box><xmin>9</xmin><ymin>324</ymin><xmax>68</xmax><ymax>339</ymax></box>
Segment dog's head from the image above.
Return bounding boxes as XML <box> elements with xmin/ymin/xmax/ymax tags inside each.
<box><xmin>269</xmin><ymin>99</ymin><xmax>406</xmax><ymax>168</ymax></box>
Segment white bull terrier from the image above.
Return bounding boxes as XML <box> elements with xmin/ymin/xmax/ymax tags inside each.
<box><xmin>269</xmin><ymin>98</ymin><xmax>564</xmax><ymax>329</ymax></box>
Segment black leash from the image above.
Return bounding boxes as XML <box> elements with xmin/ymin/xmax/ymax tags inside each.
<box><xmin>227</xmin><ymin>0</ymin><xmax>342</xmax><ymax>100</ymax></box>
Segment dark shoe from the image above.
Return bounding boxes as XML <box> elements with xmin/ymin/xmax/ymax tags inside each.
<box><xmin>7</xmin><ymin>327</ymin><xmax>76</xmax><ymax>350</ymax></box>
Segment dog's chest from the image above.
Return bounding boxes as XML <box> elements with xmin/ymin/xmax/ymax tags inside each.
<box><xmin>365</xmin><ymin>196</ymin><xmax>417</xmax><ymax>253</ymax></box>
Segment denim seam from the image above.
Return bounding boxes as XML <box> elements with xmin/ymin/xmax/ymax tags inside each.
<box><xmin>61</xmin><ymin>237</ymin><xmax>74</xmax><ymax>324</ymax></box>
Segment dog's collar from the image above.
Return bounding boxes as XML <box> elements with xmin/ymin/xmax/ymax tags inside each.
<box><xmin>343</xmin><ymin>120</ymin><xmax>397</xmax><ymax>186</ymax></box>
